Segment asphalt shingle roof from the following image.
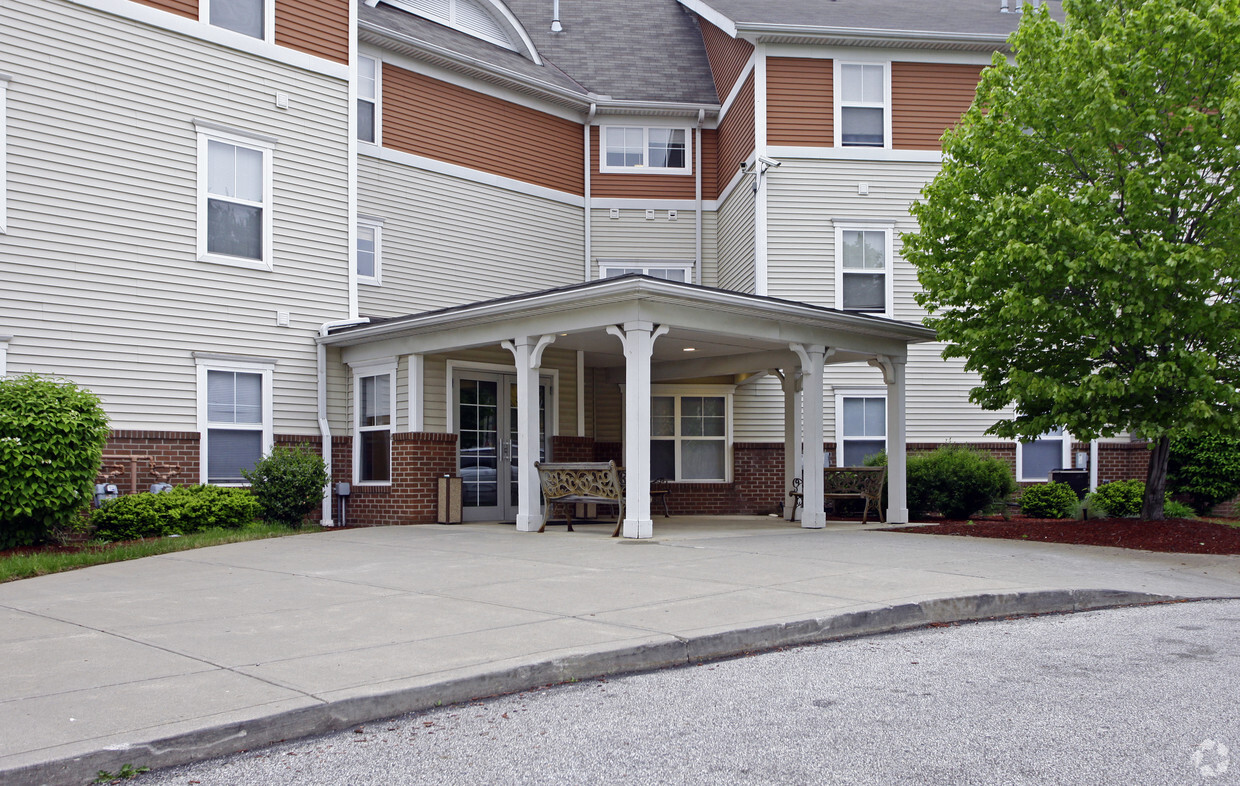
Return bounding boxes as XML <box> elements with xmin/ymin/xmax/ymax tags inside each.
<box><xmin>695</xmin><ymin>0</ymin><xmax>1063</xmax><ymax>37</ymax></box>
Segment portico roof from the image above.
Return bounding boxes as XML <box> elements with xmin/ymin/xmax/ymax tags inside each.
<box><xmin>319</xmin><ymin>276</ymin><xmax>935</xmax><ymax>373</ymax></box>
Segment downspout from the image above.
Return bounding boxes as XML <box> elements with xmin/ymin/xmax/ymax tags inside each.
<box><xmin>317</xmin><ymin>318</ymin><xmax>369</xmax><ymax>526</ymax></box>
<box><xmin>583</xmin><ymin>103</ymin><xmax>596</xmax><ymax>282</ymax></box>
<box><xmin>695</xmin><ymin>108</ymin><xmax>704</xmax><ymax>286</ymax></box>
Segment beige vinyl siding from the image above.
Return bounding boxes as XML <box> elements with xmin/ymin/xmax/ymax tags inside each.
<box><xmin>357</xmin><ymin>156</ymin><xmax>583</xmax><ymax>318</ymax></box>
<box><xmin>417</xmin><ymin>347</ymin><xmax>579</xmax><ymax>437</ymax></box>
<box><xmin>591</xmin><ymin>209</ymin><xmax>699</xmax><ymax>280</ymax></box>
<box><xmin>0</xmin><ymin>0</ymin><xmax>350</xmax><ymax>433</ymax></box>
<box><xmin>733</xmin><ymin>375</ymin><xmax>785</xmax><ymax>441</ymax></box>
<box><xmin>588</xmin><ymin>368</ymin><xmax>624</xmax><ymax>442</ymax></box>
<box><xmin>716</xmin><ymin>182</ymin><xmax>755</xmax><ymax>293</ymax></box>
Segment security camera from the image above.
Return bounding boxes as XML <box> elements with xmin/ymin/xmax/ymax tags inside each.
<box><xmin>756</xmin><ymin>155</ymin><xmax>782</xmax><ymax>168</ymax></box>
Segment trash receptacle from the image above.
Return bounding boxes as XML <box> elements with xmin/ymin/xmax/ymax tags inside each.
<box><xmin>438</xmin><ymin>476</ymin><xmax>463</xmax><ymax>524</ymax></box>
<box><xmin>1049</xmin><ymin>469</ymin><xmax>1089</xmax><ymax>499</ymax></box>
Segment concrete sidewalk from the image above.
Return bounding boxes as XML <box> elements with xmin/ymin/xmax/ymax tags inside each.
<box><xmin>3</xmin><ymin>518</ymin><xmax>1240</xmax><ymax>786</ymax></box>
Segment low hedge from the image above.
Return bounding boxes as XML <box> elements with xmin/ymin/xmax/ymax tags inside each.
<box><xmin>91</xmin><ymin>485</ymin><xmax>261</xmax><ymax>542</ymax></box>
<box><xmin>1019</xmin><ymin>482</ymin><xmax>1078</xmax><ymax>519</ymax></box>
<box><xmin>868</xmin><ymin>445</ymin><xmax>1015</xmax><ymax>519</ymax></box>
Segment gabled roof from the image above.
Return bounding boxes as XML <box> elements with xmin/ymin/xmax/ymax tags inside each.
<box><xmin>682</xmin><ymin>0</ymin><xmax>1064</xmax><ymax>47</ymax></box>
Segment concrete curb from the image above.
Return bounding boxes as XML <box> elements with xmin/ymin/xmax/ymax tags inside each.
<box><xmin>4</xmin><ymin>589</ymin><xmax>1205</xmax><ymax>786</ymax></box>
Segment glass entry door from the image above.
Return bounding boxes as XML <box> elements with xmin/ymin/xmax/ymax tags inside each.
<box><xmin>455</xmin><ymin>372</ymin><xmax>549</xmax><ymax>522</ymax></box>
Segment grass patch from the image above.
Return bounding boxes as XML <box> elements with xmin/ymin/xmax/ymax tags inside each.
<box><xmin>0</xmin><ymin>522</ymin><xmax>324</xmax><ymax>584</ymax></box>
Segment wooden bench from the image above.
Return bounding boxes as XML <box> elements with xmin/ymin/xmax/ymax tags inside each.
<box><xmin>535</xmin><ymin>461</ymin><xmax>625</xmax><ymax>536</ymax></box>
<box><xmin>788</xmin><ymin>466</ymin><xmax>887</xmax><ymax>524</ymax></box>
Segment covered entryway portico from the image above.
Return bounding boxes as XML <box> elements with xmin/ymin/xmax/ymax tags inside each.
<box><xmin>321</xmin><ymin>277</ymin><xmax>934</xmax><ymax>537</ymax></box>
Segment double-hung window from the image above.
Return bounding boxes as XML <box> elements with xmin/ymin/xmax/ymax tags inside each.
<box><xmin>358</xmin><ymin>56</ymin><xmax>379</xmax><ymax>144</ymax></box>
<box><xmin>354</xmin><ymin>362</ymin><xmax>395</xmax><ymax>484</ymax></box>
<box><xmin>650</xmin><ymin>390</ymin><xmax>730</xmax><ymax>481</ymax></box>
<box><xmin>195</xmin><ymin>355</ymin><xmax>273</xmax><ymax>485</ymax></box>
<box><xmin>600</xmin><ymin>260</ymin><xmax>693</xmax><ymax>283</ymax></box>
<box><xmin>1017</xmin><ymin>428</ymin><xmax>1071</xmax><ymax>482</ymax></box>
<box><xmin>601</xmin><ymin>127</ymin><xmax>691</xmax><ymax>174</ymax></box>
<box><xmin>837</xmin><ymin>63</ymin><xmax>888</xmax><ymax>148</ymax></box>
<box><xmin>357</xmin><ymin>216</ymin><xmax>383</xmax><ymax>285</ymax></box>
<box><xmin>834</xmin><ymin>223</ymin><xmax>893</xmax><ymax>317</ymax></box>
<box><xmin>196</xmin><ymin>122</ymin><xmax>276</xmax><ymax>270</ymax></box>
<box><xmin>204</xmin><ymin>0</ymin><xmax>269</xmax><ymax>40</ymax></box>
<box><xmin>836</xmin><ymin>392</ymin><xmax>886</xmax><ymax>466</ymax></box>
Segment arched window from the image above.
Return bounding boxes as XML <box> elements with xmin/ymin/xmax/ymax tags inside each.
<box><xmin>378</xmin><ymin>0</ymin><xmax>539</xmax><ymax>61</ymax></box>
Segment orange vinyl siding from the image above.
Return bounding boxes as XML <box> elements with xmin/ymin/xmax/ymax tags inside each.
<box><xmin>274</xmin><ymin>0</ymin><xmax>348</xmax><ymax>63</ymax></box>
<box><xmin>382</xmin><ymin>66</ymin><xmax>584</xmax><ymax>196</ymax></box>
<box><xmin>129</xmin><ymin>0</ymin><xmax>196</xmax><ymax>19</ymax></box>
<box><xmin>891</xmin><ymin>62</ymin><xmax>985</xmax><ymax>150</ymax></box>
<box><xmin>767</xmin><ymin>57</ymin><xmax>832</xmax><ymax>147</ymax></box>
<box><xmin>700</xmin><ymin>128</ymin><xmax>719</xmax><ymax>201</ymax></box>
<box><xmin>698</xmin><ymin>18</ymin><xmax>753</xmax><ymax>100</ymax></box>
<box><xmin>591</xmin><ymin>127</ymin><xmax>698</xmax><ymax>200</ymax></box>
<box><xmin>716</xmin><ymin>72</ymin><xmax>754</xmax><ymax>196</ymax></box>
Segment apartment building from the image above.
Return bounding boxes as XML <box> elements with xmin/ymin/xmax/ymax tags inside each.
<box><xmin>0</xmin><ymin>0</ymin><xmax>1145</xmax><ymax>534</ymax></box>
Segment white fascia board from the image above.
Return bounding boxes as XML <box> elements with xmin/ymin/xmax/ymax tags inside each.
<box><xmin>735</xmin><ymin>22</ymin><xmax>1010</xmax><ymax>51</ymax></box>
<box><xmin>767</xmin><ymin>146</ymin><xmax>943</xmax><ymax>164</ymax></box>
<box><xmin>361</xmin><ymin>143</ymin><xmax>584</xmax><ymax>207</ymax></box>
<box><xmin>675</xmin><ymin>0</ymin><xmax>738</xmax><ymax>37</ymax></box>
<box><xmin>65</xmin><ymin>0</ymin><xmax>350</xmax><ymax>80</ymax></box>
<box><xmin>717</xmin><ymin>59</ymin><xmax>756</xmax><ymax>120</ymax></box>
<box><xmin>764</xmin><ymin>43</ymin><xmax>997</xmax><ymax>66</ymax></box>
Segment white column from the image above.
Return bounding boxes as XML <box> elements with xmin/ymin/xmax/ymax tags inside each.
<box><xmin>607</xmin><ymin>322</ymin><xmax>669</xmax><ymax>539</ymax></box>
<box><xmin>777</xmin><ymin>368</ymin><xmax>802</xmax><ymax>521</ymax></box>
<box><xmin>0</xmin><ymin>335</ymin><xmax>10</xmax><ymax>376</ymax></box>
<box><xmin>883</xmin><ymin>356</ymin><xmax>909</xmax><ymax>524</ymax></box>
<box><xmin>791</xmin><ymin>344</ymin><xmax>827</xmax><ymax>528</ymax></box>
<box><xmin>1089</xmin><ymin>439</ymin><xmax>1099</xmax><ymax>492</ymax></box>
<box><xmin>502</xmin><ymin>335</ymin><xmax>555</xmax><ymax>532</ymax></box>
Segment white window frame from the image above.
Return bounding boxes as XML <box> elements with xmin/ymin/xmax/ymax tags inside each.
<box><xmin>648</xmin><ymin>385</ymin><xmax>734</xmax><ymax>483</ymax></box>
<box><xmin>352</xmin><ymin>358</ymin><xmax>397</xmax><ymax>486</ymax></box>
<box><xmin>834</xmin><ymin>61</ymin><xmax>892</xmax><ymax>150</ymax></box>
<box><xmin>0</xmin><ymin>74</ymin><xmax>8</xmax><ymax>235</ymax></box>
<box><xmin>200</xmin><ymin>0</ymin><xmax>274</xmax><ymax>43</ymax></box>
<box><xmin>834</xmin><ymin>389</ymin><xmax>887</xmax><ymax>467</ymax></box>
<box><xmin>832</xmin><ymin>221</ymin><xmax>895</xmax><ymax>318</ymax></box>
<box><xmin>1017</xmin><ymin>428</ymin><xmax>1073</xmax><ymax>482</ymax></box>
<box><xmin>357</xmin><ymin>215</ymin><xmax>384</xmax><ymax>286</ymax></box>
<box><xmin>194</xmin><ymin>121</ymin><xmax>277</xmax><ymax>271</ymax></box>
<box><xmin>385</xmin><ymin>0</ymin><xmax>523</xmax><ymax>53</ymax></box>
<box><xmin>194</xmin><ymin>353</ymin><xmax>275</xmax><ymax>485</ymax></box>
<box><xmin>358</xmin><ymin>55</ymin><xmax>381</xmax><ymax>145</ymax></box>
<box><xmin>599</xmin><ymin>125</ymin><xmax>693</xmax><ymax>175</ymax></box>
<box><xmin>598</xmin><ymin>259</ymin><xmax>694</xmax><ymax>284</ymax></box>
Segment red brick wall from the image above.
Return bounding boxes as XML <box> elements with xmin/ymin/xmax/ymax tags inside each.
<box><xmin>99</xmin><ymin>430</ymin><xmax>200</xmax><ymax>492</ymax></box>
<box><xmin>331</xmin><ymin>432</ymin><xmax>458</xmax><ymax>526</ymax></box>
<box><xmin>551</xmin><ymin>436</ymin><xmax>595</xmax><ymax>463</ymax></box>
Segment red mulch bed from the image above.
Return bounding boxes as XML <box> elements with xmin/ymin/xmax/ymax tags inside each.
<box><xmin>884</xmin><ymin>516</ymin><xmax>1240</xmax><ymax>555</ymax></box>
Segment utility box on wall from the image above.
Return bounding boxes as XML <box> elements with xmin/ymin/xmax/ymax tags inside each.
<box><xmin>438</xmin><ymin>476</ymin><xmax>462</xmax><ymax>524</ymax></box>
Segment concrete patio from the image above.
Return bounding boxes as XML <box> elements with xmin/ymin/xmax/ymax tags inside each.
<box><xmin>3</xmin><ymin>517</ymin><xmax>1240</xmax><ymax>785</ymax></box>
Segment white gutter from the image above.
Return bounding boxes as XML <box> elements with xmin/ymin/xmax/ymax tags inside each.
<box><xmin>694</xmin><ymin>108</ymin><xmax>704</xmax><ymax>286</ymax></box>
<box><xmin>317</xmin><ymin>318</ymin><xmax>370</xmax><ymax>525</ymax></box>
<box><xmin>733</xmin><ymin>22</ymin><xmax>1012</xmax><ymax>48</ymax></box>
<box><xmin>584</xmin><ymin>103</ymin><xmax>596</xmax><ymax>282</ymax></box>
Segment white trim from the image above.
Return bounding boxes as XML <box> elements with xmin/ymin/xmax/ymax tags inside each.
<box><xmin>381</xmin><ymin>0</ymin><xmax>539</xmax><ymax>62</ymax></box>
<box><xmin>834</xmin><ymin>388</ymin><xmax>887</xmax><ymax>467</ymax></box>
<box><xmin>194</xmin><ymin>355</ymin><xmax>275</xmax><ymax>485</ymax></box>
<box><xmin>0</xmin><ymin>75</ymin><xmax>8</xmax><ymax>235</ymax></box>
<box><xmin>833</xmin><ymin>60</ymin><xmax>892</xmax><ymax>150</ymax></box>
<box><xmin>714</xmin><ymin>165</ymin><xmax>748</xmax><ymax>206</ymax></box>
<box><xmin>576</xmin><ymin>350</ymin><xmax>585</xmax><ymax>438</ymax></box>
<box><xmin>833</xmin><ymin>223</ymin><xmax>894</xmax><ymax>318</ymax></box>
<box><xmin>63</xmin><ymin>0</ymin><xmax>350</xmax><ymax>80</ymax></box>
<box><xmin>593</xmin><ymin>198</ymin><xmax>718</xmax><ymax>211</ymax></box>
<box><xmin>195</xmin><ymin>123</ymin><xmax>277</xmax><ymax>271</ymax></box>
<box><xmin>717</xmin><ymin>58</ymin><xmax>757</xmax><ymax>119</ymax></box>
<box><xmin>408</xmin><ymin>354</ymin><xmax>424</xmax><ymax>432</ymax></box>
<box><xmin>599</xmin><ymin>125</ymin><xmax>693</xmax><ymax>175</ymax></box>
<box><xmin>444</xmin><ymin>360</ymin><xmax>559</xmax><ymax>437</ymax></box>
<box><xmin>646</xmin><ymin>384</ymin><xmax>734</xmax><ymax>483</ymax></box>
<box><xmin>362</xmin><ymin>143</ymin><xmax>585</xmax><ymax>207</ymax></box>
<box><xmin>767</xmin><ymin>146</ymin><xmax>943</xmax><ymax>163</ymax></box>
<box><xmin>0</xmin><ymin>335</ymin><xmax>11</xmax><ymax>376</ymax></box>
<box><xmin>357</xmin><ymin>216</ymin><xmax>383</xmax><ymax>286</ymax></box>
<box><xmin>762</xmin><ymin>43</ymin><xmax>997</xmax><ymax>66</ymax></box>
<box><xmin>1016</xmin><ymin>428</ymin><xmax>1073</xmax><ymax>482</ymax></box>
<box><xmin>350</xmin><ymin>357</ymin><xmax>397</xmax><ymax>485</ymax></box>
<box><xmin>675</xmin><ymin>0</ymin><xmax>738</xmax><ymax>38</ymax></box>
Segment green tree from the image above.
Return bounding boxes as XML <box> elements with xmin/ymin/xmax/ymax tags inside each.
<box><xmin>903</xmin><ymin>0</ymin><xmax>1240</xmax><ymax>519</ymax></box>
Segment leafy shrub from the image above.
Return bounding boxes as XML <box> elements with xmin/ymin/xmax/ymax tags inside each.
<box><xmin>1163</xmin><ymin>498</ymin><xmax>1197</xmax><ymax>519</ymax></box>
<box><xmin>91</xmin><ymin>485</ymin><xmax>260</xmax><ymax>542</ymax></box>
<box><xmin>867</xmin><ymin>446</ymin><xmax>1015</xmax><ymax>519</ymax></box>
<box><xmin>242</xmin><ymin>445</ymin><xmax>328</xmax><ymax>527</ymax></box>
<box><xmin>0</xmin><ymin>375</ymin><xmax>111</xmax><ymax>547</ymax></box>
<box><xmin>1089</xmin><ymin>479</ymin><xmax>1145</xmax><ymax>518</ymax></box>
<box><xmin>1167</xmin><ymin>435</ymin><xmax>1240</xmax><ymax>516</ymax></box>
<box><xmin>1019</xmin><ymin>482</ymin><xmax>1079</xmax><ymax>519</ymax></box>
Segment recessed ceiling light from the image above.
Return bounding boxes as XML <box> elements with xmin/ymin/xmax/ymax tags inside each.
<box><xmin>683</xmin><ymin>347</ymin><xmax>696</xmax><ymax>352</ymax></box>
